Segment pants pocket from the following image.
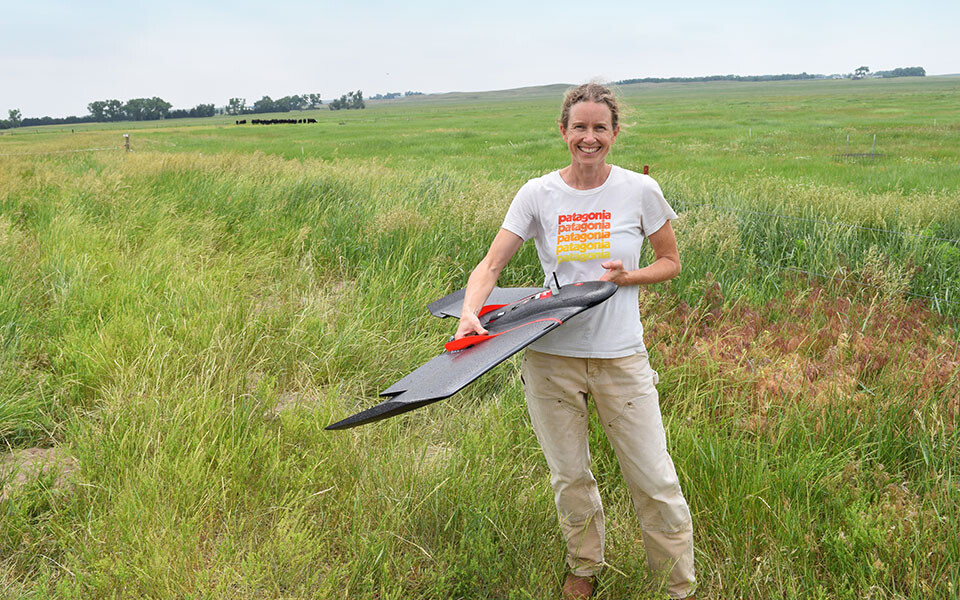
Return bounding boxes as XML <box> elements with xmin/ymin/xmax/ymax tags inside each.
<box><xmin>595</xmin><ymin>354</ymin><xmax>659</xmax><ymax>427</ymax></box>
<box><xmin>523</xmin><ymin>353</ymin><xmax>587</xmax><ymax>416</ymax></box>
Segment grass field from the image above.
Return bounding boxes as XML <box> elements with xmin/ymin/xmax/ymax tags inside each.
<box><xmin>1</xmin><ymin>76</ymin><xmax>959</xmax><ymax>599</ymax></box>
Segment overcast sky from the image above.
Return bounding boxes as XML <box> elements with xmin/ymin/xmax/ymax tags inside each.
<box><xmin>2</xmin><ymin>0</ymin><xmax>958</xmax><ymax>118</ymax></box>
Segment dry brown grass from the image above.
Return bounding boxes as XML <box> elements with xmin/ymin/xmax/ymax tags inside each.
<box><xmin>647</xmin><ymin>283</ymin><xmax>960</xmax><ymax>434</ymax></box>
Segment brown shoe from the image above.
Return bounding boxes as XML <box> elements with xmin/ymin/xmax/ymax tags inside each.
<box><xmin>561</xmin><ymin>574</ymin><xmax>594</xmax><ymax>599</ymax></box>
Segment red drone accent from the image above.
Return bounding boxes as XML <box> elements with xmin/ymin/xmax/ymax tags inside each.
<box><xmin>444</xmin><ymin>318</ymin><xmax>562</xmax><ymax>352</ymax></box>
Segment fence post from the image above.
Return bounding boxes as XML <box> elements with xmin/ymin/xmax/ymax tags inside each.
<box><xmin>124</xmin><ymin>134</ymin><xmax>130</xmax><ymax>152</ymax></box>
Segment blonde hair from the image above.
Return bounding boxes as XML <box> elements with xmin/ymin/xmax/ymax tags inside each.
<box><xmin>559</xmin><ymin>83</ymin><xmax>620</xmax><ymax>130</ymax></box>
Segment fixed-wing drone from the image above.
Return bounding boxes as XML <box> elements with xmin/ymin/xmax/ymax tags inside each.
<box><xmin>326</xmin><ymin>280</ymin><xmax>617</xmax><ymax>430</ymax></box>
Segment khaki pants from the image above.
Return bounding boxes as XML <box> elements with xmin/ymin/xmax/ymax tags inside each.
<box><xmin>521</xmin><ymin>349</ymin><xmax>695</xmax><ymax>599</ymax></box>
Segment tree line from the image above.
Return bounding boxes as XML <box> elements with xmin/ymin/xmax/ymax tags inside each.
<box><xmin>617</xmin><ymin>72</ymin><xmax>821</xmax><ymax>84</ymax></box>
<box><xmin>87</xmin><ymin>97</ymin><xmax>174</xmax><ymax>121</ymax></box>
<box><xmin>226</xmin><ymin>94</ymin><xmax>324</xmax><ymax>115</ymax></box>
<box><xmin>0</xmin><ymin>91</ymin><xmax>329</xmax><ymax>130</ymax></box>
<box><xmin>369</xmin><ymin>91</ymin><xmax>425</xmax><ymax>100</ymax></box>
<box><xmin>615</xmin><ymin>66</ymin><xmax>926</xmax><ymax>85</ymax></box>
<box><xmin>328</xmin><ymin>91</ymin><xmax>364</xmax><ymax>110</ymax></box>
<box><xmin>873</xmin><ymin>66</ymin><xmax>926</xmax><ymax>78</ymax></box>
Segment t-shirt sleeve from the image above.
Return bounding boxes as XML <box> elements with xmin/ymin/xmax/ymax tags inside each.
<box><xmin>501</xmin><ymin>181</ymin><xmax>539</xmax><ymax>241</ymax></box>
<box><xmin>639</xmin><ymin>177</ymin><xmax>679</xmax><ymax>237</ymax></box>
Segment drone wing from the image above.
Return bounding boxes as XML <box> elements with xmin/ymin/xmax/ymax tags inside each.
<box><xmin>426</xmin><ymin>286</ymin><xmax>544</xmax><ymax>318</ymax></box>
<box><xmin>326</xmin><ymin>281</ymin><xmax>616</xmax><ymax>430</ymax></box>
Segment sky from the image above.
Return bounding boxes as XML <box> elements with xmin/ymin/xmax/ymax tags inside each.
<box><xmin>2</xmin><ymin>0</ymin><xmax>958</xmax><ymax>118</ymax></box>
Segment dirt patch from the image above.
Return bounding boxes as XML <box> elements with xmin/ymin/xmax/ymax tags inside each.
<box><xmin>1</xmin><ymin>446</ymin><xmax>79</xmax><ymax>501</ymax></box>
<box><xmin>268</xmin><ymin>387</ymin><xmax>329</xmax><ymax>417</ymax></box>
<box><xmin>648</xmin><ymin>282</ymin><xmax>960</xmax><ymax>431</ymax></box>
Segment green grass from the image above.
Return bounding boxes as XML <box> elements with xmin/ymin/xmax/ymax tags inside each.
<box><xmin>0</xmin><ymin>77</ymin><xmax>958</xmax><ymax>599</ymax></box>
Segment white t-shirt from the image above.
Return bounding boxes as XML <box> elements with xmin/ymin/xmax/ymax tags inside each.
<box><xmin>500</xmin><ymin>165</ymin><xmax>678</xmax><ymax>358</ymax></box>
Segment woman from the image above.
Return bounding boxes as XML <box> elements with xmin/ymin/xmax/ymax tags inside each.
<box><xmin>455</xmin><ymin>83</ymin><xmax>695</xmax><ymax>599</ymax></box>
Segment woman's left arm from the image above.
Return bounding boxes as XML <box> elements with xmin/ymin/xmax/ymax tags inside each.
<box><xmin>600</xmin><ymin>221</ymin><xmax>681</xmax><ymax>286</ymax></box>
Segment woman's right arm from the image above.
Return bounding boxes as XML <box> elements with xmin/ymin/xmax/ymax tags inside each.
<box><xmin>455</xmin><ymin>229</ymin><xmax>524</xmax><ymax>340</ymax></box>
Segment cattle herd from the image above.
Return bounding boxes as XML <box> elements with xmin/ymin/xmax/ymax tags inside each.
<box><xmin>235</xmin><ymin>119</ymin><xmax>318</xmax><ymax>125</ymax></box>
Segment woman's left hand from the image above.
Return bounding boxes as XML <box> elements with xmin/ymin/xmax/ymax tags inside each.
<box><xmin>599</xmin><ymin>222</ymin><xmax>682</xmax><ymax>287</ymax></box>
<box><xmin>600</xmin><ymin>259</ymin><xmax>629</xmax><ymax>286</ymax></box>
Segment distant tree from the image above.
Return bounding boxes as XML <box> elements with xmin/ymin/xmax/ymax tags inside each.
<box><xmin>274</xmin><ymin>95</ymin><xmax>309</xmax><ymax>112</ymax></box>
<box><xmin>20</xmin><ymin>114</ymin><xmax>93</xmax><ymax>127</ymax></box>
<box><xmin>404</xmin><ymin>90</ymin><xmax>424</xmax><ymax>96</ymax></box>
<box><xmin>283</xmin><ymin>94</ymin><xmax>307</xmax><ymax>110</ymax></box>
<box><xmin>189</xmin><ymin>103</ymin><xmax>215</xmax><ymax>118</ymax></box>
<box><xmin>104</xmin><ymin>99</ymin><xmax>124</xmax><ymax>121</ymax></box>
<box><xmin>164</xmin><ymin>103</ymin><xmax>216</xmax><ymax>120</ymax></box>
<box><xmin>854</xmin><ymin>66</ymin><xmax>870</xmax><ymax>80</ymax></box>
<box><xmin>87</xmin><ymin>100</ymin><xmax>107</xmax><ymax>121</ymax></box>
<box><xmin>123</xmin><ymin>98</ymin><xmax>146</xmax><ymax>120</ymax></box>
<box><xmin>0</xmin><ymin>109</ymin><xmax>21</xmax><ymax>129</ymax></box>
<box><xmin>227</xmin><ymin>97</ymin><xmax>246</xmax><ymax>115</ymax></box>
<box><xmin>876</xmin><ymin>66</ymin><xmax>926</xmax><ymax>78</ymax></box>
<box><xmin>253</xmin><ymin>96</ymin><xmax>276</xmax><ymax>114</ymax></box>
<box><xmin>152</xmin><ymin>97</ymin><xmax>173</xmax><ymax>119</ymax></box>
<box><xmin>307</xmin><ymin>93</ymin><xmax>323</xmax><ymax>108</ymax></box>
<box><xmin>328</xmin><ymin>90</ymin><xmax>365</xmax><ymax>111</ymax></box>
<box><xmin>122</xmin><ymin>97</ymin><xmax>171</xmax><ymax>121</ymax></box>
<box><xmin>87</xmin><ymin>99</ymin><xmax>122</xmax><ymax>121</ymax></box>
<box><xmin>351</xmin><ymin>90</ymin><xmax>365</xmax><ymax>109</ymax></box>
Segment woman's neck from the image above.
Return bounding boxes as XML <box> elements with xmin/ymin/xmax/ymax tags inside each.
<box><xmin>559</xmin><ymin>163</ymin><xmax>612</xmax><ymax>190</ymax></box>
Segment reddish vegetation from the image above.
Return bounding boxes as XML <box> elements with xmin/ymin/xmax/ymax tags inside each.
<box><xmin>644</xmin><ymin>282</ymin><xmax>960</xmax><ymax>433</ymax></box>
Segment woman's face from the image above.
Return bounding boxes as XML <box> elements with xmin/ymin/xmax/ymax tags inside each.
<box><xmin>561</xmin><ymin>101</ymin><xmax>619</xmax><ymax>167</ymax></box>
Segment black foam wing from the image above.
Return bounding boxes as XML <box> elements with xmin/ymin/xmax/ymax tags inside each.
<box><xmin>326</xmin><ymin>281</ymin><xmax>617</xmax><ymax>430</ymax></box>
<box><xmin>426</xmin><ymin>286</ymin><xmax>543</xmax><ymax>318</ymax></box>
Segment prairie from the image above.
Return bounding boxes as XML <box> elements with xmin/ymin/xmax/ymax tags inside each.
<box><xmin>1</xmin><ymin>76</ymin><xmax>958</xmax><ymax>599</ymax></box>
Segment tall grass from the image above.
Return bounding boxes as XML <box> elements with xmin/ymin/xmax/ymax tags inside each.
<box><xmin>1</xmin><ymin>78</ymin><xmax>958</xmax><ymax>598</ymax></box>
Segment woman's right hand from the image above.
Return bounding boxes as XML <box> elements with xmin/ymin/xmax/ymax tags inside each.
<box><xmin>454</xmin><ymin>311</ymin><xmax>488</xmax><ymax>340</ymax></box>
<box><xmin>454</xmin><ymin>229</ymin><xmax>523</xmax><ymax>341</ymax></box>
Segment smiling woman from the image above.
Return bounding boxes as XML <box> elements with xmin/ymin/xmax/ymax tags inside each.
<box><xmin>558</xmin><ymin>83</ymin><xmax>621</xmax><ymax>186</ymax></box>
<box><xmin>453</xmin><ymin>82</ymin><xmax>695</xmax><ymax>599</ymax></box>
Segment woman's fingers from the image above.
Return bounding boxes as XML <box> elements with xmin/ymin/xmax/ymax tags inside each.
<box><xmin>455</xmin><ymin>313</ymin><xmax>488</xmax><ymax>339</ymax></box>
<box><xmin>600</xmin><ymin>259</ymin><xmax>625</xmax><ymax>283</ymax></box>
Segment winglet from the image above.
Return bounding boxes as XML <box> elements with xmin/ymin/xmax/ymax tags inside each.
<box><xmin>444</xmin><ymin>317</ymin><xmax>563</xmax><ymax>352</ymax></box>
<box><xmin>478</xmin><ymin>304</ymin><xmax>508</xmax><ymax>317</ymax></box>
